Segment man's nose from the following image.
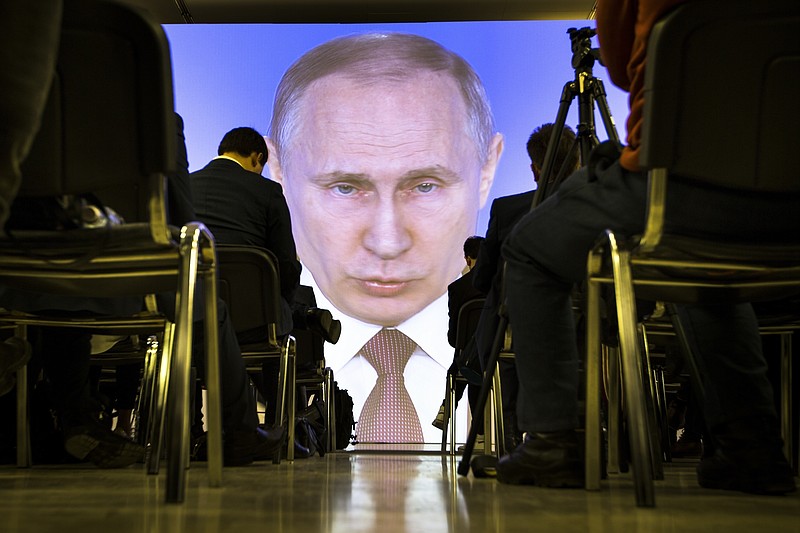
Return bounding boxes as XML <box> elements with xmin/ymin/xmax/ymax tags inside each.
<box><xmin>362</xmin><ymin>199</ymin><xmax>412</xmax><ymax>260</ymax></box>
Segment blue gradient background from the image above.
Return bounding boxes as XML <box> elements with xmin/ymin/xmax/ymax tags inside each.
<box><xmin>164</xmin><ymin>21</ymin><xmax>629</xmax><ymax>236</ymax></box>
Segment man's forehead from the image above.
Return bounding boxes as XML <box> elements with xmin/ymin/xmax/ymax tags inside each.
<box><xmin>312</xmin><ymin>66</ymin><xmax>455</xmax><ymax>90</ymax></box>
<box><xmin>284</xmin><ymin>71</ymin><xmax>473</xmax><ymax>145</ymax></box>
<box><xmin>302</xmin><ymin>69</ymin><xmax>465</xmax><ymax>110</ymax></box>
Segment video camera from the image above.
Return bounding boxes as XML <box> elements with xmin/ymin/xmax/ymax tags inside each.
<box><xmin>568</xmin><ymin>26</ymin><xmax>603</xmax><ymax>71</ymax></box>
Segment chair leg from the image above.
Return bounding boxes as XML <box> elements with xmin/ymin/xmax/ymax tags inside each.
<box><xmin>166</xmin><ymin>226</ymin><xmax>205</xmax><ymax>503</ymax></box>
<box><xmin>138</xmin><ymin>335</ymin><xmax>157</xmax><ymax>456</ymax></box>
<box><xmin>638</xmin><ymin>324</ymin><xmax>665</xmax><ymax>481</ymax></box>
<box><xmin>324</xmin><ymin>368</ymin><xmax>335</xmax><ymax>452</ymax></box>
<box><xmin>448</xmin><ymin>373</ymin><xmax>457</xmax><ymax>455</ymax></box>
<box><xmin>202</xmin><ymin>266</ymin><xmax>223</xmax><ymax>488</ymax></box>
<box><xmin>166</xmin><ymin>307</ymin><xmax>193</xmax><ymax>502</ymax></box>
<box><xmin>440</xmin><ymin>373</ymin><xmax>452</xmax><ymax>454</ymax></box>
<box><xmin>15</xmin><ymin>324</ymin><xmax>31</xmax><ymax>468</ymax></box>
<box><xmin>492</xmin><ymin>364</ymin><xmax>505</xmax><ymax>458</ymax></box>
<box><xmin>147</xmin><ymin>324</ymin><xmax>173</xmax><ymax>475</ymax></box>
<box><xmin>605</xmin><ymin>345</ymin><xmax>622</xmax><ymax>475</ymax></box>
<box><xmin>585</xmin><ymin>278</ymin><xmax>602</xmax><ymax>490</ymax></box>
<box><xmin>779</xmin><ymin>331</ymin><xmax>793</xmax><ymax>471</ymax></box>
<box><xmin>652</xmin><ymin>365</ymin><xmax>672</xmax><ymax>463</ymax></box>
<box><xmin>610</xmin><ymin>242</ymin><xmax>655</xmax><ymax>507</ymax></box>
<box><xmin>274</xmin><ymin>335</ymin><xmax>296</xmax><ymax>463</ymax></box>
<box><xmin>134</xmin><ymin>335</ymin><xmax>156</xmax><ymax>446</ymax></box>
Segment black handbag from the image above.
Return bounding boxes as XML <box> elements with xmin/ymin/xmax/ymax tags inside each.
<box><xmin>294</xmin><ymin>398</ymin><xmax>326</xmax><ymax>458</ymax></box>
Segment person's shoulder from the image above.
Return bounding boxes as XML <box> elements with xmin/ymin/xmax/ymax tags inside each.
<box><xmin>495</xmin><ymin>190</ymin><xmax>535</xmax><ymax>206</ymax></box>
<box><xmin>191</xmin><ymin>158</ymin><xmax>234</xmax><ymax>176</ymax></box>
<box><xmin>448</xmin><ymin>270</ymin><xmax>474</xmax><ymax>291</ymax></box>
<box><xmin>256</xmin><ymin>176</ymin><xmax>287</xmax><ymax>199</ymax></box>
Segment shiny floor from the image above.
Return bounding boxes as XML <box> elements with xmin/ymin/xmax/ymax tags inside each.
<box><xmin>2</xmin><ymin>447</ymin><xmax>799</xmax><ymax>533</ymax></box>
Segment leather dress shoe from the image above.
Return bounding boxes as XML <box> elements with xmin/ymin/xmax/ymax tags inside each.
<box><xmin>304</xmin><ymin>308</ymin><xmax>341</xmax><ymax>344</ymax></box>
<box><xmin>62</xmin><ymin>406</ymin><xmax>144</xmax><ymax>468</ymax></box>
<box><xmin>496</xmin><ymin>430</ymin><xmax>583</xmax><ymax>487</ymax></box>
<box><xmin>697</xmin><ymin>417</ymin><xmax>795</xmax><ymax>495</ymax></box>
<box><xmin>224</xmin><ymin>425</ymin><xmax>285</xmax><ymax>466</ymax></box>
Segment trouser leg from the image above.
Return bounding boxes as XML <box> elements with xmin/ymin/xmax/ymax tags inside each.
<box><xmin>0</xmin><ymin>1</ymin><xmax>62</xmax><ymax>227</ymax></box>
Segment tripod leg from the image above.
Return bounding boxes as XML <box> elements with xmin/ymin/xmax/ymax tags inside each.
<box><xmin>591</xmin><ymin>78</ymin><xmax>622</xmax><ymax>146</ymax></box>
<box><xmin>457</xmin><ymin>312</ymin><xmax>508</xmax><ymax>476</ymax></box>
<box><xmin>534</xmin><ymin>81</ymin><xmax>578</xmax><ymax>208</ymax></box>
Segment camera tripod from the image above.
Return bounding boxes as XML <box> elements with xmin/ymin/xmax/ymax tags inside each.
<box><xmin>457</xmin><ymin>27</ymin><xmax>621</xmax><ymax>477</ymax></box>
<box><xmin>534</xmin><ymin>27</ymin><xmax>621</xmax><ymax>206</ymax></box>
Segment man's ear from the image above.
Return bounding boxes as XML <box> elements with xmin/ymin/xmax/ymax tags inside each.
<box><xmin>264</xmin><ymin>136</ymin><xmax>283</xmax><ymax>185</ymax></box>
<box><xmin>478</xmin><ymin>132</ymin><xmax>504</xmax><ymax>209</ymax></box>
<box><xmin>248</xmin><ymin>152</ymin><xmax>262</xmax><ymax>171</ymax></box>
<box><xmin>531</xmin><ymin>163</ymin><xmax>540</xmax><ymax>183</ymax></box>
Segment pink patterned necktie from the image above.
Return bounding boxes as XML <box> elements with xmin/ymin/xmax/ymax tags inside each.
<box><xmin>357</xmin><ymin>328</ymin><xmax>424</xmax><ymax>443</ymax></box>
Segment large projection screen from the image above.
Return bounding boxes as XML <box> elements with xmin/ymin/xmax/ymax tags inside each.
<box><xmin>165</xmin><ymin>21</ymin><xmax>629</xmax><ymax>444</ymax></box>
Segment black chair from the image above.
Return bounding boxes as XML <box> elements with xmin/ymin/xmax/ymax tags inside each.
<box><xmin>441</xmin><ymin>297</ymin><xmax>487</xmax><ymax>454</ymax></box>
<box><xmin>584</xmin><ymin>0</ymin><xmax>800</xmax><ymax>507</ymax></box>
<box><xmin>216</xmin><ymin>244</ymin><xmax>335</xmax><ymax>459</ymax></box>
<box><xmin>0</xmin><ymin>0</ymin><xmax>222</xmax><ymax>503</ymax></box>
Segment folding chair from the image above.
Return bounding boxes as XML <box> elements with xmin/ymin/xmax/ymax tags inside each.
<box><xmin>0</xmin><ymin>0</ymin><xmax>222</xmax><ymax>503</ymax></box>
<box><xmin>216</xmin><ymin>245</ymin><xmax>334</xmax><ymax>460</ymax></box>
<box><xmin>441</xmin><ymin>297</ymin><xmax>484</xmax><ymax>454</ymax></box>
<box><xmin>584</xmin><ymin>0</ymin><xmax>800</xmax><ymax>507</ymax></box>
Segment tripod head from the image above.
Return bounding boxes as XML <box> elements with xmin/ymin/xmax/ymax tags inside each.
<box><xmin>568</xmin><ymin>27</ymin><xmax>603</xmax><ymax>72</ymax></box>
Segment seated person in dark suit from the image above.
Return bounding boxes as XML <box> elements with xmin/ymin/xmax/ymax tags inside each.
<box><xmin>190</xmin><ymin>127</ymin><xmax>340</xmax><ymax>418</ymax></box>
<box><xmin>472</xmin><ymin>123</ymin><xmax>579</xmax><ymax>450</ymax></box>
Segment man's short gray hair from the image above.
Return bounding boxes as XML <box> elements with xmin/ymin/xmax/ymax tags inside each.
<box><xmin>269</xmin><ymin>32</ymin><xmax>496</xmax><ymax>164</ymax></box>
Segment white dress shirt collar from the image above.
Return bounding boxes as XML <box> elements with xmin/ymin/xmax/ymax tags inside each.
<box><xmin>301</xmin><ymin>267</ymin><xmax>452</xmax><ymax>374</ymax></box>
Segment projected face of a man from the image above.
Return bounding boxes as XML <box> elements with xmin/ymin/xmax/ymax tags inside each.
<box><xmin>271</xmin><ymin>70</ymin><xmax>502</xmax><ymax>326</ymax></box>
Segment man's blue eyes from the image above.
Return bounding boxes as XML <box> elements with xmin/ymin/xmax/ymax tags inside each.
<box><xmin>335</xmin><ymin>184</ymin><xmax>355</xmax><ymax>195</ymax></box>
<box><xmin>332</xmin><ymin>183</ymin><xmax>437</xmax><ymax>195</ymax></box>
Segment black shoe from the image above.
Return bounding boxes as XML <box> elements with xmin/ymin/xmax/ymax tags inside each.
<box><xmin>697</xmin><ymin>418</ymin><xmax>795</xmax><ymax>495</ymax></box>
<box><xmin>671</xmin><ymin>433</ymin><xmax>703</xmax><ymax>458</ymax></box>
<box><xmin>496</xmin><ymin>430</ymin><xmax>583</xmax><ymax>488</ymax></box>
<box><xmin>471</xmin><ymin>454</ymin><xmax>498</xmax><ymax>478</ymax></box>
<box><xmin>63</xmin><ymin>410</ymin><xmax>144</xmax><ymax>468</ymax></box>
<box><xmin>305</xmin><ymin>308</ymin><xmax>341</xmax><ymax>344</ymax></box>
<box><xmin>0</xmin><ymin>337</ymin><xmax>32</xmax><ymax>397</ymax></box>
<box><xmin>697</xmin><ymin>448</ymin><xmax>796</xmax><ymax>495</ymax></box>
<box><xmin>224</xmin><ymin>426</ymin><xmax>285</xmax><ymax>466</ymax></box>
<box><xmin>190</xmin><ymin>432</ymin><xmax>208</xmax><ymax>462</ymax></box>
<box><xmin>432</xmin><ymin>403</ymin><xmax>446</xmax><ymax>430</ymax></box>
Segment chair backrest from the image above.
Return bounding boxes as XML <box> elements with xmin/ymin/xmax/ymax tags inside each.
<box><xmin>639</xmin><ymin>0</ymin><xmax>800</xmax><ymax>192</ymax></box>
<box><xmin>455</xmin><ymin>298</ymin><xmax>486</xmax><ymax>351</ymax></box>
<box><xmin>216</xmin><ymin>245</ymin><xmax>283</xmax><ymax>347</ymax></box>
<box><xmin>18</xmin><ymin>0</ymin><xmax>176</xmax><ymax>224</ymax></box>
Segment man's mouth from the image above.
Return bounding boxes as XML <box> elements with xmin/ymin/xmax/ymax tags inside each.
<box><xmin>356</xmin><ymin>279</ymin><xmax>412</xmax><ymax>297</ymax></box>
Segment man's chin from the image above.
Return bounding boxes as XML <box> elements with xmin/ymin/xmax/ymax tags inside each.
<box><xmin>336</xmin><ymin>299</ymin><xmax>424</xmax><ymax>328</ymax></box>
<box><xmin>347</xmin><ymin>309</ymin><xmax>416</xmax><ymax>328</ymax></box>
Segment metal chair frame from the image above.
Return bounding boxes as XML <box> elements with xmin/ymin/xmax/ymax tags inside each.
<box><xmin>0</xmin><ymin>0</ymin><xmax>222</xmax><ymax>503</ymax></box>
<box><xmin>584</xmin><ymin>0</ymin><xmax>800</xmax><ymax>507</ymax></box>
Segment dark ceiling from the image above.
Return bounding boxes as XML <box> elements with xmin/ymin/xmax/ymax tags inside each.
<box><xmin>121</xmin><ymin>0</ymin><xmax>597</xmax><ymax>24</ymax></box>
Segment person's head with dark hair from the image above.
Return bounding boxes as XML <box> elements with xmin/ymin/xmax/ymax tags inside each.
<box><xmin>267</xmin><ymin>32</ymin><xmax>504</xmax><ymax>327</ymax></box>
<box><xmin>463</xmin><ymin>235</ymin><xmax>484</xmax><ymax>268</ymax></box>
<box><xmin>526</xmin><ymin>123</ymin><xmax>579</xmax><ymax>183</ymax></box>
<box><xmin>217</xmin><ymin>127</ymin><xmax>269</xmax><ymax>175</ymax></box>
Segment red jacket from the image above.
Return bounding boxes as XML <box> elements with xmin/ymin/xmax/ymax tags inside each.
<box><xmin>596</xmin><ymin>0</ymin><xmax>688</xmax><ymax>171</ymax></box>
